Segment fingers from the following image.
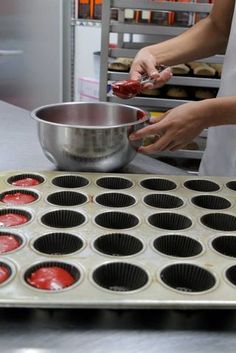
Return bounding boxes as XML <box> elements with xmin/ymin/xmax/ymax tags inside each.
<box><xmin>156</xmin><ymin>67</ymin><xmax>173</xmax><ymax>85</ymax></box>
<box><xmin>138</xmin><ymin>134</ymin><xmax>174</xmax><ymax>153</ymax></box>
<box><xmin>129</xmin><ymin>122</ymin><xmax>185</xmax><ymax>153</ymax></box>
<box><xmin>147</xmin><ymin>67</ymin><xmax>173</xmax><ymax>88</ymax></box>
<box><xmin>129</xmin><ymin>123</ymin><xmax>164</xmax><ymax>141</ymax></box>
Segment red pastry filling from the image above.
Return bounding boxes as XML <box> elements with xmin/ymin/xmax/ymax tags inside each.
<box><xmin>0</xmin><ymin>235</ymin><xmax>21</xmax><ymax>253</ymax></box>
<box><xmin>0</xmin><ymin>213</ymin><xmax>29</xmax><ymax>227</ymax></box>
<box><xmin>0</xmin><ymin>266</ymin><xmax>10</xmax><ymax>284</ymax></box>
<box><xmin>2</xmin><ymin>192</ymin><xmax>36</xmax><ymax>205</ymax></box>
<box><xmin>27</xmin><ymin>266</ymin><xmax>76</xmax><ymax>290</ymax></box>
<box><xmin>12</xmin><ymin>178</ymin><xmax>40</xmax><ymax>187</ymax></box>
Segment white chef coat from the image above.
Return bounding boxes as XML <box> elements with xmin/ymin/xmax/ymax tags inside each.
<box><xmin>199</xmin><ymin>1</ymin><xmax>236</xmax><ymax>176</ymax></box>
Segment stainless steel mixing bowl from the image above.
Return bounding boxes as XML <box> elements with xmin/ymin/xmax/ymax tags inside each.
<box><xmin>31</xmin><ymin>102</ymin><xmax>149</xmax><ymax>172</ymax></box>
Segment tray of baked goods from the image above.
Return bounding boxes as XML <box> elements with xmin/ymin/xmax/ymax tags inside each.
<box><xmin>0</xmin><ymin>170</ymin><xmax>236</xmax><ymax>309</ymax></box>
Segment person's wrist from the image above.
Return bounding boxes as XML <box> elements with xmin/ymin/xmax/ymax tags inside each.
<box><xmin>198</xmin><ymin>98</ymin><xmax>218</xmax><ymax>128</ymax></box>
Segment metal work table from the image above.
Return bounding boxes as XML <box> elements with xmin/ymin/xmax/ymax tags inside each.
<box><xmin>0</xmin><ymin>100</ymin><xmax>236</xmax><ymax>353</ymax></box>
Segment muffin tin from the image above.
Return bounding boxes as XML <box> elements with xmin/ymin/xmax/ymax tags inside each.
<box><xmin>0</xmin><ymin>170</ymin><xmax>236</xmax><ymax>309</ymax></box>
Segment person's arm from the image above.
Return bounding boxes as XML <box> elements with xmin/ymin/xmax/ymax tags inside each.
<box><xmin>129</xmin><ymin>97</ymin><xmax>236</xmax><ymax>153</ymax></box>
<box><xmin>129</xmin><ymin>0</ymin><xmax>235</xmax><ymax>82</ymax></box>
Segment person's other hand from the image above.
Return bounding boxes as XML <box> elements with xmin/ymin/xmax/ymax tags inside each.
<box><xmin>129</xmin><ymin>48</ymin><xmax>172</xmax><ymax>89</ymax></box>
<box><xmin>129</xmin><ymin>101</ymin><xmax>207</xmax><ymax>153</ymax></box>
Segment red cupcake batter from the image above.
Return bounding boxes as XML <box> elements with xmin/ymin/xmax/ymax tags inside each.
<box><xmin>27</xmin><ymin>266</ymin><xmax>76</xmax><ymax>290</ymax></box>
<box><xmin>0</xmin><ymin>266</ymin><xmax>10</xmax><ymax>284</ymax></box>
<box><xmin>2</xmin><ymin>192</ymin><xmax>36</xmax><ymax>205</ymax></box>
<box><xmin>112</xmin><ymin>80</ymin><xmax>142</xmax><ymax>99</ymax></box>
<box><xmin>0</xmin><ymin>213</ymin><xmax>28</xmax><ymax>227</ymax></box>
<box><xmin>12</xmin><ymin>178</ymin><xmax>40</xmax><ymax>187</ymax></box>
<box><xmin>0</xmin><ymin>235</ymin><xmax>20</xmax><ymax>253</ymax></box>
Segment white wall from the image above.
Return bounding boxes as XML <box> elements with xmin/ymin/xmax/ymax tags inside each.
<box><xmin>74</xmin><ymin>25</ymin><xmax>102</xmax><ymax>100</ymax></box>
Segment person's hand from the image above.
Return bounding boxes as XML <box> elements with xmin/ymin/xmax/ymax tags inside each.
<box><xmin>129</xmin><ymin>101</ymin><xmax>207</xmax><ymax>153</ymax></box>
<box><xmin>129</xmin><ymin>47</ymin><xmax>172</xmax><ymax>89</ymax></box>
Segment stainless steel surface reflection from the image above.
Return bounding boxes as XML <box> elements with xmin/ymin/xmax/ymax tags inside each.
<box><xmin>31</xmin><ymin>102</ymin><xmax>149</xmax><ymax>172</ymax></box>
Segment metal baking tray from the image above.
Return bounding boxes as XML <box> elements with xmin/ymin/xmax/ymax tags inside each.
<box><xmin>0</xmin><ymin>170</ymin><xmax>236</xmax><ymax>309</ymax></box>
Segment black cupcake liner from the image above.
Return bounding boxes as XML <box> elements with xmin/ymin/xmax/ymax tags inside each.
<box><xmin>96</xmin><ymin>177</ymin><xmax>133</xmax><ymax>190</ymax></box>
<box><xmin>92</xmin><ymin>262</ymin><xmax>149</xmax><ymax>292</ymax></box>
<box><xmin>51</xmin><ymin>175</ymin><xmax>89</xmax><ymax>188</ymax></box>
<box><xmin>93</xmin><ymin>233</ymin><xmax>143</xmax><ymax>256</ymax></box>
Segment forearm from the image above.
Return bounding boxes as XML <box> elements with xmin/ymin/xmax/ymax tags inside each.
<box><xmin>146</xmin><ymin>16</ymin><xmax>228</xmax><ymax>66</ymax></box>
<box><xmin>198</xmin><ymin>96</ymin><xmax>236</xmax><ymax>128</ymax></box>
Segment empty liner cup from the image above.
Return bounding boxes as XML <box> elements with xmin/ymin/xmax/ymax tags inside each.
<box><xmin>201</xmin><ymin>213</ymin><xmax>236</xmax><ymax>231</ymax></box>
<box><xmin>153</xmin><ymin>234</ymin><xmax>203</xmax><ymax>258</ymax></box>
<box><xmin>41</xmin><ymin>210</ymin><xmax>86</xmax><ymax>228</ymax></box>
<box><xmin>33</xmin><ymin>233</ymin><xmax>84</xmax><ymax>255</ymax></box>
<box><xmin>184</xmin><ymin>179</ymin><xmax>220</xmax><ymax>192</ymax></box>
<box><xmin>148</xmin><ymin>212</ymin><xmax>192</xmax><ymax>231</ymax></box>
<box><xmin>96</xmin><ymin>176</ymin><xmax>133</xmax><ymax>190</ymax></box>
<box><xmin>51</xmin><ymin>175</ymin><xmax>89</xmax><ymax>188</ymax></box>
<box><xmin>226</xmin><ymin>181</ymin><xmax>236</xmax><ymax>191</ymax></box>
<box><xmin>92</xmin><ymin>262</ymin><xmax>149</xmax><ymax>292</ymax></box>
<box><xmin>225</xmin><ymin>265</ymin><xmax>236</xmax><ymax>287</ymax></box>
<box><xmin>140</xmin><ymin>178</ymin><xmax>177</xmax><ymax>191</ymax></box>
<box><xmin>95</xmin><ymin>211</ymin><xmax>139</xmax><ymax>230</ymax></box>
<box><xmin>191</xmin><ymin>195</ymin><xmax>231</xmax><ymax>210</ymax></box>
<box><xmin>93</xmin><ymin>233</ymin><xmax>143</xmax><ymax>257</ymax></box>
<box><xmin>160</xmin><ymin>263</ymin><xmax>216</xmax><ymax>293</ymax></box>
<box><xmin>95</xmin><ymin>193</ymin><xmax>136</xmax><ymax>208</ymax></box>
<box><xmin>143</xmin><ymin>194</ymin><xmax>183</xmax><ymax>209</ymax></box>
<box><xmin>47</xmin><ymin>191</ymin><xmax>88</xmax><ymax>207</ymax></box>
<box><xmin>211</xmin><ymin>235</ymin><xmax>236</xmax><ymax>258</ymax></box>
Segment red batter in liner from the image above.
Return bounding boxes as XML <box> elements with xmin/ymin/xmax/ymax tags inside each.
<box><xmin>12</xmin><ymin>178</ymin><xmax>40</xmax><ymax>187</ymax></box>
<box><xmin>0</xmin><ymin>213</ymin><xmax>29</xmax><ymax>227</ymax></box>
<box><xmin>0</xmin><ymin>235</ymin><xmax>20</xmax><ymax>253</ymax></box>
<box><xmin>0</xmin><ymin>265</ymin><xmax>10</xmax><ymax>284</ymax></box>
<box><xmin>27</xmin><ymin>266</ymin><xmax>76</xmax><ymax>290</ymax></box>
<box><xmin>2</xmin><ymin>192</ymin><xmax>36</xmax><ymax>205</ymax></box>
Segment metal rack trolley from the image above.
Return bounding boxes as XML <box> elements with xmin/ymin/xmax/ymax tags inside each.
<box><xmin>99</xmin><ymin>1</ymin><xmax>223</xmax><ymax>161</ymax></box>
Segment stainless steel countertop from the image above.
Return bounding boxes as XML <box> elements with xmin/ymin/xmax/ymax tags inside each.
<box><xmin>1</xmin><ymin>100</ymin><xmax>235</xmax><ymax>353</ymax></box>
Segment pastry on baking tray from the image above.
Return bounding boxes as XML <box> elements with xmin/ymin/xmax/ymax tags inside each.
<box><xmin>108</xmin><ymin>57</ymin><xmax>133</xmax><ymax>71</ymax></box>
<box><xmin>170</xmin><ymin>63</ymin><xmax>190</xmax><ymax>75</ymax></box>
<box><xmin>166</xmin><ymin>86</ymin><xmax>189</xmax><ymax>99</ymax></box>
<box><xmin>194</xmin><ymin>88</ymin><xmax>217</xmax><ymax>100</ymax></box>
<box><xmin>209</xmin><ymin>63</ymin><xmax>223</xmax><ymax>77</ymax></box>
<box><xmin>141</xmin><ymin>87</ymin><xmax>161</xmax><ymax>96</ymax></box>
<box><xmin>185</xmin><ymin>141</ymin><xmax>199</xmax><ymax>150</ymax></box>
<box><xmin>188</xmin><ymin>62</ymin><xmax>216</xmax><ymax>77</ymax></box>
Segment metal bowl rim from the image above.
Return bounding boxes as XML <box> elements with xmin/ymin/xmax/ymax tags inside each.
<box><xmin>31</xmin><ymin>102</ymin><xmax>150</xmax><ymax>129</ymax></box>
